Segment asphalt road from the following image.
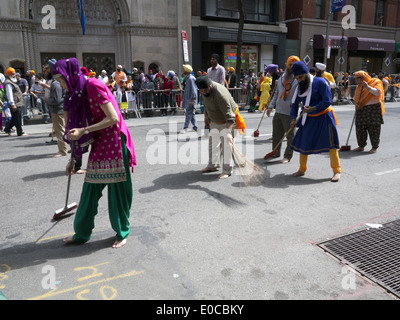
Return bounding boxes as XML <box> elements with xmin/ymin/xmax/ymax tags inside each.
<box><xmin>1</xmin><ymin>102</ymin><xmax>400</xmax><ymax>303</ymax></box>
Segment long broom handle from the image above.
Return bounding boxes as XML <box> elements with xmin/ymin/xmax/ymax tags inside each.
<box><xmin>345</xmin><ymin>87</ymin><xmax>363</xmax><ymax>146</ymax></box>
<box><xmin>255</xmin><ymin>80</ymin><xmax>278</xmax><ymax>131</ymax></box>
<box><xmin>344</xmin><ymin>112</ymin><xmax>356</xmax><ymax>146</ymax></box>
<box><xmin>272</xmin><ymin>111</ymin><xmax>305</xmax><ymax>152</ymax></box>
<box><xmin>65</xmin><ymin>140</ymin><xmax>75</xmax><ymax>207</ymax></box>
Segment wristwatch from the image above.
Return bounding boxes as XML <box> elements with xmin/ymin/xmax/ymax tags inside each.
<box><xmin>83</xmin><ymin>127</ymin><xmax>90</xmax><ymax>135</ymax></box>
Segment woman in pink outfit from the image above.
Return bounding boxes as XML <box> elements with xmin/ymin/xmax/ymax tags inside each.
<box><xmin>52</xmin><ymin>58</ymin><xmax>136</xmax><ymax>248</ymax></box>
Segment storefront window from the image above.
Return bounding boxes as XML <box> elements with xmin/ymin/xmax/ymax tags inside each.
<box><xmin>224</xmin><ymin>44</ymin><xmax>259</xmax><ymax>74</ymax></box>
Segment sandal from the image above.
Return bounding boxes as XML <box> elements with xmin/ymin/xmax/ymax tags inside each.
<box><xmin>201</xmin><ymin>167</ymin><xmax>218</xmax><ymax>173</ymax></box>
<box><xmin>218</xmin><ymin>173</ymin><xmax>231</xmax><ymax>179</ymax></box>
<box><xmin>292</xmin><ymin>171</ymin><xmax>305</xmax><ymax>177</ymax></box>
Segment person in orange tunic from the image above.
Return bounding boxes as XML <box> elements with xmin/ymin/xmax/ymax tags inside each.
<box><xmin>353</xmin><ymin>71</ymin><xmax>385</xmax><ymax>154</ymax></box>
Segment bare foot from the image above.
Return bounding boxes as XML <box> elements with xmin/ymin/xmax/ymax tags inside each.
<box><xmin>63</xmin><ymin>236</ymin><xmax>75</xmax><ymax>244</ymax></box>
<box><xmin>292</xmin><ymin>171</ymin><xmax>305</xmax><ymax>177</ymax></box>
<box><xmin>112</xmin><ymin>239</ymin><xmax>127</xmax><ymax>248</ymax></box>
<box><xmin>331</xmin><ymin>173</ymin><xmax>341</xmax><ymax>182</ymax></box>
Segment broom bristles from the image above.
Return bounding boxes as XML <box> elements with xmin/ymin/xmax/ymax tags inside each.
<box><xmin>231</xmin><ymin>144</ymin><xmax>265</xmax><ymax>185</ymax></box>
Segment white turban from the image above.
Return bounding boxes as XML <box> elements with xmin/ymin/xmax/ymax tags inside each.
<box><xmin>315</xmin><ymin>63</ymin><xmax>326</xmax><ymax>71</ymax></box>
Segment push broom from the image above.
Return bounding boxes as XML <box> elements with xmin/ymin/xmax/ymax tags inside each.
<box><xmin>252</xmin><ymin>80</ymin><xmax>278</xmax><ymax>138</ymax></box>
<box><xmin>340</xmin><ymin>87</ymin><xmax>363</xmax><ymax>152</ymax></box>
<box><xmin>339</xmin><ymin>111</ymin><xmax>356</xmax><ymax>152</ymax></box>
<box><xmin>264</xmin><ymin>111</ymin><xmax>304</xmax><ymax>160</ymax></box>
<box><xmin>52</xmin><ymin>140</ymin><xmax>78</xmax><ymax>220</ymax></box>
<box><xmin>252</xmin><ymin>105</ymin><xmax>268</xmax><ymax>138</ymax></box>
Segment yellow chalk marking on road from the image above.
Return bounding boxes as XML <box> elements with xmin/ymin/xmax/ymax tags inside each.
<box><xmin>28</xmin><ymin>270</ymin><xmax>144</xmax><ymax>300</ymax></box>
<box><xmin>74</xmin><ymin>262</ymin><xmax>109</xmax><ymax>282</ymax></box>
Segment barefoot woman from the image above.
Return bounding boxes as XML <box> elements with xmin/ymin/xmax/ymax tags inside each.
<box><xmin>52</xmin><ymin>58</ymin><xmax>136</xmax><ymax>248</ymax></box>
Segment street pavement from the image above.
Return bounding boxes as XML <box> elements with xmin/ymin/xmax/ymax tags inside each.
<box><xmin>1</xmin><ymin>102</ymin><xmax>400</xmax><ymax>303</ymax></box>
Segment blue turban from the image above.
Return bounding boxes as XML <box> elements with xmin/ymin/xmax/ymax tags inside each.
<box><xmin>265</xmin><ymin>64</ymin><xmax>278</xmax><ymax>74</ymax></box>
<box><xmin>292</xmin><ymin>61</ymin><xmax>309</xmax><ymax>76</ymax></box>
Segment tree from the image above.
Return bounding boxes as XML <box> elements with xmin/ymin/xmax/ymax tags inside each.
<box><xmin>235</xmin><ymin>0</ymin><xmax>244</xmax><ymax>87</ymax></box>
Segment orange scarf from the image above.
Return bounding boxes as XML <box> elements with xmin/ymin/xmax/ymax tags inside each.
<box><xmin>235</xmin><ymin>105</ymin><xmax>246</xmax><ymax>135</ymax></box>
<box><xmin>354</xmin><ymin>71</ymin><xmax>385</xmax><ymax>116</ymax></box>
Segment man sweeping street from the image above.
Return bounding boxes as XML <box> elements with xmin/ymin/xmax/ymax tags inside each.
<box><xmin>290</xmin><ymin>61</ymin><xmax>341</xmax><ymax>182</ymax></box>
<box><xmin>266</xmin><ymin>56</ymin><xmax>299</xmax><ymax>164</ymax></box>
<box><xmin>196</xmin><ymin>75</ymin><xmax>245</xmax><ymax>179</ymax></box>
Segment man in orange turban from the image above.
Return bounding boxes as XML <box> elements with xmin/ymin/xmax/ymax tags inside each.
<box><xmin>353</xmin><ymin>71</ymin><xmax>385</xmax><ymax>154</ymax></box>
<box><xmin>286</xmin><ymin>56</ymin><xmax>300</xmax><ymax>68</ymax></box>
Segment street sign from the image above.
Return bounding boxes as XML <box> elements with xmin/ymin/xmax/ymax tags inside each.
<box><xmin>385</xmin><ymin>57</ymin><xmax>391</xmax><ymax>67</ymax></box>
<box><xmin>303</xmin><ymin>55</ymin><xmax>311</xmax><ymax>65</ymax></box>
<box><xmin>338</xmin><ymin>57</ymin><xmax>345</xmax><ymax>65</ymax></box>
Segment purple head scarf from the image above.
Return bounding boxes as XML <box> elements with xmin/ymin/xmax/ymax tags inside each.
<box><xmin>52</xmin><ymin>58</ymin><xmax>93</xmax><ymax>160</ymax></box>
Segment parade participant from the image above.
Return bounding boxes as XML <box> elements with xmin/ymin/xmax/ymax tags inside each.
<box><xmin>290</xmin><ymin>61</ymin><xmax>341</xmax><ymax>182</ymax></box>
<box><xmin>315</xmin><ymin>63</ymin><xmax>336</xmax><ymax>89</ymax></box>
<box><xmin>112</xmin><ymin>65</ymin><xmax>127</xmax><ymax>107</ymax></box>
<box><xmin>266</xmin><ymin>57</ymin><xmax>299</xmax><ymax>164</ymax></box>
<box><xmin>353</xmin><ymin>71</ymin><xmax>385</xmax><ymax>154</ymax></box>
<box><xmin>196</xmin><ymin>75</ymin><xmax>245</xmax><ymax>179</ymax></box>
<box><xmin>52</xmin><ymin>58</ymin><xmax>136</xmax><ymax>248</ymax></box>
<box><xmin>3</xmin><ymin>67</ymin><xmax>28</xmax><ymax>137</ymax></box>
<box><xmin>258</xmin><ymin>72</ymin><xmax>271</xmax><ymax>111</ymax></box>
<box><xmin>180</xmin><ymin>64</ymin><xmax>198</xmax><ymax>134</ymax></box>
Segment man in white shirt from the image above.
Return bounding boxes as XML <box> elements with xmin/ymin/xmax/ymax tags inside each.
<box><xmin>207</xmin><ymin>54</ymin><xmax>226</xmax><ymax>86</ymax></box>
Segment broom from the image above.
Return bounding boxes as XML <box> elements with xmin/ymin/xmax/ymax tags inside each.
<box><xmin>231</xmin><ymin>143</ymin><xmax>265</xmax><ymax>186</ymax></box>
<box><xmin>264</xmin><ymin>110</ymin><xmax>304</xmax><ymax>160</ymax></box>
<box><xmin>340</xmin><ymin>87</ymin><xmax>363</xmax><ymax>152</ymax></box>
<box><xmin>52</xmin><ymin>140</ymin><xmax>78</xmax><ymax>220</ymax></box>
<box><xmin>339</xmin><ymin>112</ymin><xmax>356</xmax><ymax>152</ymax></box>
<box><xmin>252</xmin><ymin>80</ymin><xmax>277</xmax><ymax>137</ymax></box>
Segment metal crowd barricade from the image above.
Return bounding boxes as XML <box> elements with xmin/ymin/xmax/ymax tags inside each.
<box><xmin>227</xmin><ymin>87</ymin><xmax>249</xmax><ymax>109</ymax></box>
<box><xmin>134</xmin><ymin>89</ymin><xmax>184</xmax><ymax>115</ymax></box>
<box><xmin>130</xmin><ymin>87</ymin><xmax>252</xmax><ymax>116</ymax></box>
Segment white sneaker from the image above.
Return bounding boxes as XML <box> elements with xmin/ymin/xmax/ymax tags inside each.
<box><xmin>179</xmin><ymin>129</ymin><xmax>186</xmax><ymax>134</ymax></box>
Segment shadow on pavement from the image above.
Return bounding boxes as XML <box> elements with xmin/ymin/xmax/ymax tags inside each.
<box><xmin>138</xmin><ymin>170</ymin><xmax>246</xmax><ymax>208</ymax></box>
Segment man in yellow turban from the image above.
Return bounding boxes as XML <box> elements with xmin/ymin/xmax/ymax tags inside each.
<box><xmin>353</xmin><ymin>71</ymin><xmax>385</xmax><ymax>154</ymax></box>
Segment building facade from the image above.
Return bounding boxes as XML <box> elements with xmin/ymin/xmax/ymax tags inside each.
<box><xmin>0</xmin><ymin>0</ymin><xmax>288</xmax><ymax>78</ymax></box>
<box><xmin>191</xmin><ymin>0</ymin><xmax>288</xmax><ymax>75</ymax></box>
<box><xmin>285</xmin><ymin>0</ymin><xmax>400</xmax><ymax>74</ymax></box>
<box><xmin>0</xmin><ymin>0</ymin><xmax>191</xmax><ymax>76</ymax></box>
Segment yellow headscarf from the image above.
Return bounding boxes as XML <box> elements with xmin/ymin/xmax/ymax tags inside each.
<box><xmin>354</xmin><ymin>71</ymin><xmax>385</xmax><ymax>116</ymax></box>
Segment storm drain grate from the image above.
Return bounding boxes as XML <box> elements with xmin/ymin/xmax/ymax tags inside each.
<box><xmin>318</xmin><ymin>219</ymin><xmax>400</xmax><ymax>298</ymax></box>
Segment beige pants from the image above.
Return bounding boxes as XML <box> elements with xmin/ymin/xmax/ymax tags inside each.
<box><xmin>207</xmin><ymin>121</ymin><xmax>234</xmax><ymax>175</ymax></box>
<box><xmin>51</xmin><ymin>113</ymin><xmax>68</xmax><ymax>155</ymax></box>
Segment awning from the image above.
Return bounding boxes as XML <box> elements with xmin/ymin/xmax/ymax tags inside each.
<box><xmin>200</xmin><ymin>26</ymin><xmax>280</xmax><ymax>45</ymax></box>
<box><xmin>313</xmin><ymin>34</ymin><xmax>348</xmax><ymax>49</ymax></box>
<box><xmin>348</xmin><ymin>37</ymin><xmax>396</xmax><ymax>51</ymax></box>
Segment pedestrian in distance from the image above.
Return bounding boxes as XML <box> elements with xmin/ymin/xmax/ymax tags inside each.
<box><xmin>180</xmin><ymin>64</ymin><xmax>198</xmax><ymax>134</ymax></box>
<box><xmin>3</xmin><ymin>67</ymin><xmax>28</xmax><ymax>137</ymax></box>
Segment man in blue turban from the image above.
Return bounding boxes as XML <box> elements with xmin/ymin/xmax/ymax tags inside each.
<box><xmin>289</xmin><ymin>61</ymin><xmax>341</xmax><ymax>182</ymax></box>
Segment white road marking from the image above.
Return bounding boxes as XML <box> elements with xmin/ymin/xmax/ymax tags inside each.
<box><xmin>375</xmin><ymin>168</ymin><xmax>400</xmax><ymax>176</ymax></box>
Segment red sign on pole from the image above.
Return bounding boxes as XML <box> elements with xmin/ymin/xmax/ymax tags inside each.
<box><xmin>182</xmin><ymin>30</ymin><xmax>189</xmax><ymax>63</ymax></box>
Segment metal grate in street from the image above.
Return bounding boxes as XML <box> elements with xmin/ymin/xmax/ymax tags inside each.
<box><xmin>318</xmin><ymin>219</ymin><xmax>400</xmax><ymax>298</ymax></box>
